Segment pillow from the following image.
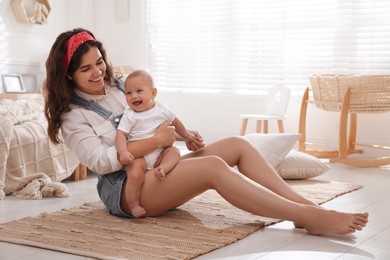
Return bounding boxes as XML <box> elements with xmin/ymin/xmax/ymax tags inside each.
<box><xmin>276</xmin><ymin>150</ymin><xmax>330</xmax><ymax>179</ymax></box>
<box><xmin>245</xmin><ymin>133</ymin><xmax>300</xmax><ymax>168</ymax></box>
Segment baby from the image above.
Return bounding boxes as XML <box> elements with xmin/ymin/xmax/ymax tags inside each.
<box><xmin>115</xmin><ymin>70</ymin><xmax>200</xmax><ymax>217</ymax></box>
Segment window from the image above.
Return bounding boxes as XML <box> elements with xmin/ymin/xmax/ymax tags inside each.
<box><xmin>146</xmin><ymin>0</ymin><xmax>390</xmax><ymax>91</ymax></box>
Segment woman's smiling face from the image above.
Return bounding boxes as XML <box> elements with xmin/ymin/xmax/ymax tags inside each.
<box><xmin>71</xmin><ymin>46</ymin><xmax>106</xmax><ymax>95</ymax></box>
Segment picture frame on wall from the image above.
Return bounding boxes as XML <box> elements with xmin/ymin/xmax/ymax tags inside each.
<box><xmin>1</xmin><ymin>74</ymin><xmax>26</xmax><ymax>93</ymax></box>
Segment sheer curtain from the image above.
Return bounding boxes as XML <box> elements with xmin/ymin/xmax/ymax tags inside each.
<box><xmin>146</xmin><ymin>0</ymin><xmax>390</xmax><ymax>91</ymax></box>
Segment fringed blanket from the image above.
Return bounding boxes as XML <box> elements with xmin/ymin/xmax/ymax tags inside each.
<box><xmin>0</xmin><ymin>99</ymin><xmax>80</xmax><ymax>200</ymax></box>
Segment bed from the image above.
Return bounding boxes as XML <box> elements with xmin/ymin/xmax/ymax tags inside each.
<box><xmin>0</xmin><ymin>95</ymin><xmax>80</xmax><ymax>199</ymax></box>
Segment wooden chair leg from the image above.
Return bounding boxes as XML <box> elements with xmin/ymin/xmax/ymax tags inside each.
<box><xmin>256</xmin><ymin>120</ymin><xmax>262</xmax><ymax>133</ymax></box>
<box><xmin>277</xmin><ymin>120</ymin><xmax>284</xmax><ymax>133</ymax></box>
<box><xmin>240</xmin><ymin>118</ymin><xmax>248</xmax><ymax>135</ymax></box>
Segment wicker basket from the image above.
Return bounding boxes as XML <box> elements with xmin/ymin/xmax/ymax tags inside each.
<box><xmin>309</xmin><ymin>74</ymin><xmax>390</xmax><ymax>113</ymax></box>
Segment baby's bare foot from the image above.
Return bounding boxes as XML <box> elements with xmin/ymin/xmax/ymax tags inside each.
<box><xmin>131</xmin><ymin>205</ymin><xmax>146</xmax><ymax>218</ymax></box>
<box><xmin>304</xmin><ymin>210</ymin><xmax>368</xmax><ymax>235</ymax></box>
<box><xmin>154</xmin><ymin>166</ymin><xmax>166</xmax><ymax>179</ymax></box>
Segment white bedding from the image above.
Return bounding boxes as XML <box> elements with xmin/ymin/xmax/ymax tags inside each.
<box><xmin>0</xmin><ymin>98</ymin><xmax>80</xmax><ymax>199</ymax></box>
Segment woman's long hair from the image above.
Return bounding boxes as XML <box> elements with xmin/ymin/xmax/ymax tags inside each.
<box><xmin>44</xmin><ymin>28</ymin><xmax>117</xmax><ymax>144</ymax></box>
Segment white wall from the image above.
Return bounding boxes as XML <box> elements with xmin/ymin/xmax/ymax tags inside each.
<box><xmin>1</xmin><ymin>0</ymin><xmax>389</xmax><ymax>152</ymax></box>
<box><xmin>0</xmin><ymin>0</ymin><xmax>67</xmax><ymax>92</ymax></box>
<box><xmin>63</xmin><ymin>0</ymin><xmax>146</xmax><ymax>70</ymax></box>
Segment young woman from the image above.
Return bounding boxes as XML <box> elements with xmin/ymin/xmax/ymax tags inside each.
<box><xmin>44</xmin><ymin>28</ymin><xmax>368</xmax><ymax>235</ymax></box>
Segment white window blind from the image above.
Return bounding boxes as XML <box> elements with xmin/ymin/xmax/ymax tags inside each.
<box><xmin>146</xmin><ymin>0</ymin><xmax>390</xmax><ymax>91</ymax></box>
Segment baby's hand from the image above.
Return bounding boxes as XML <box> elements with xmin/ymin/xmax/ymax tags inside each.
<box><xmin>185</xmin><ymin>131</ymin><xmax>205</xmax><ymax>151</ymax></box>
<box><xmin>186</xmin><ymin>132</ymin><xmax>196</xmax><ymax>142</ymax></box>
<box><xmin>119</xmin><ymin>151</ymin><xmax>134</xmax><ymax>165</ymax></box>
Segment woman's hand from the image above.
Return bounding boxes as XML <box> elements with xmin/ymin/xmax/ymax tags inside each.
<box><xmin>155</xmin><ymin>121</ymin><xmax>176</xmax><ymax>148</ymax></box>
<box><xmin>185</xmin><ymin>130</ymin><xmax>205</xmax><ymax>151</ymax></box>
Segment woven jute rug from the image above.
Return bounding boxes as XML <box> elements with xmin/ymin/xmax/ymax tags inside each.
<box><xmin>0</xmin><ymin>180</ymin><xmax>361</xmax><ymax>260</ymax></box>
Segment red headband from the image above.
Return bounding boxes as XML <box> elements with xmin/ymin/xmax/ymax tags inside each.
<box><xmin>64</xmin><ymin>31</ymin><xmax>95</xmax><ymax>71</ymax></box>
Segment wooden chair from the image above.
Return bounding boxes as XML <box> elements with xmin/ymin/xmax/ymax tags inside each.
<box><xmin>240</xmin><ymin>86</ymin><xmax>291</xmax><ymax>135</ymax></box>
<box><xmin>299</xmin><ymin>74</ymin><xmax>390</xmax><ymax>167</ymax></box>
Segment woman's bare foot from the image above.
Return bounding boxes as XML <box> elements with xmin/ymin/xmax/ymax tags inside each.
<box><xmin>302</xmin><ymin>209</ymin><xmax>368</xmax><ymax>235</ymax></box>
<box><xmin>154</xmin><ymin>166</ymin><xmax>166</xmax><ymax>179</ymax></box>
<box><xmin>294</xmin><ymin>202</ymin><xmax>322</xmax><ymax>228</ymax></box>
<box><xmin>131</xmin><ymin>205</ymin><xmax>146</xmax><ymax>218</ymax></box>
<box><xmin>293</xmin><ymin>201</ymin><xmax>320</xmax><ymax>229</ymax></box>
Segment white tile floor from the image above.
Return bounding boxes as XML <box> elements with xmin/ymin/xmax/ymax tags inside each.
<box><xmin>1</xmin><ymin>162</ymin><xmax>390</xmax><ymax>259</ymax></box>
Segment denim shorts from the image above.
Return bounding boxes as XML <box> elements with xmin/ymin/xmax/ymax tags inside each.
<box><xmin>96</xmin><ymin>170</ymin><xmax>133</xmax><ymax>218</ymax></box>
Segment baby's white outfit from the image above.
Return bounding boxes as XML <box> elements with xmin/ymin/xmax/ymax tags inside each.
<box><xmin>117</xmin><ymin>100</ymin><xmax>176</xmax><ymax>169</ymax></box>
